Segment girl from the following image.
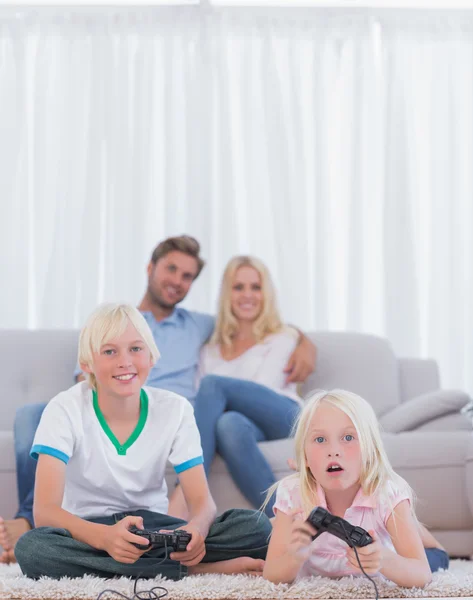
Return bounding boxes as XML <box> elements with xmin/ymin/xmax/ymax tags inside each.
<box><xmin>171</xmin><ymin>255</ymin><xmax>305</xmax><ymax>518</ymax></box>
<box><xmin>263</xmin><ymin>389</ymin><xmax>447</xmax><ymax>587</ymax></box>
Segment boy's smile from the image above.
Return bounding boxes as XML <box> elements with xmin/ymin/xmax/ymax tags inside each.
<box><xmin>113</xmin><ymin>373</ymin><xmax>137</xmax><ymax>382</ymax></box>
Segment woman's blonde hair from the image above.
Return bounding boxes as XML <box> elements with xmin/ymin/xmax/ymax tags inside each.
<box><xmin>78</xmin><ymin>303</ymin><xmax>160</xmax><ymax>389</ymax></box>
<box><xmin>264</xmin><ymin>389</ymin><xmax>413</xmax><ymax>516</ymax></box>
<box><xmin>210</xmin><ymin>256</ymin><xmax>283</xmax><ymax>347</ymax></box>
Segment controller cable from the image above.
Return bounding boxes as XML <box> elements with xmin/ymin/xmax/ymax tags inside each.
<box><xmin>95</xmin><ymin>540</ymin><xmax>171</xmax><ymax>600</ymax></box>
<box><xmin>339</xmin><ymin>522</ymin><xmax>379</xmax><ymax>600</ymax></box>
<box><xmin>95</xmin><ymin>525</ymin><xmax>379</xmax><ymax>600</ymax></box>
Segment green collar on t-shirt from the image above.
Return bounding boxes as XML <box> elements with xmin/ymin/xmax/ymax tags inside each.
<box><xmin>92</xmin><ymin>388</ymin><xmax>149</xmax><ymax>456</ymax></box>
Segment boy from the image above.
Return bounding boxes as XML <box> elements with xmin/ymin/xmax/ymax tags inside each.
<box><xmin>15</xmin><ymin>303</ymin><xmax>271</xmax><ymax>579</ymax></box>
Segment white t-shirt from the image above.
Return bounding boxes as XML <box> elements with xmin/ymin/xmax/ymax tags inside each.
<box><xmin>199</xmin><ymin>329</ymin><xmax>301</xmax><ymax>403</ymax></box>
<box><xmin>31</xmin><ymin>381</ymin><xmax>203</xmax><ymax>518</ymax></box>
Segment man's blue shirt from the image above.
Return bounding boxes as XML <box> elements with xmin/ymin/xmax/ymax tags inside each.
<box><xmin>141</xmin><ymin>309</ymin><xmax>214</xmax><ymax>403</ymax></box>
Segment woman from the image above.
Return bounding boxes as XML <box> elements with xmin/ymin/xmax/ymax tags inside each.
<box><xmin>193</xmin><ymin>256</ymin><xmax>303</xmax><ymax>517</ymax></box>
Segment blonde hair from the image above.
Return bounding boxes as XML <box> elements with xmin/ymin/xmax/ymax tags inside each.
<box><xmin>210</xmin><ymin>256</ymin><xmax>283</xmax><ymax>347</ymax></box>
<box><xmin>264</xmin><ymin>389</ymin><xmax>413</xmax><ymax>516</ymax></box>
<box><xmin>78</xmin><ymin>303</ymin><xmax>160</xmax><ymax>389</ymax></box>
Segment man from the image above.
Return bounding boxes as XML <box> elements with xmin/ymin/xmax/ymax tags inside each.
<box><xmin>0</xmin><ymin>235</ymin><xmax>316</xmax><ymax>563</ymax></box>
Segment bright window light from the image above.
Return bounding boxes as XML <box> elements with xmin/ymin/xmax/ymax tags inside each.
<box><xmin>210</xmin><ymin>0</ymin><xmax>473</xmax><ymax>7</ymax></box>
<box><xmin>6</xmin><ymin>0</ymin><xmax>198</xmax><ymax>5</ymax></box>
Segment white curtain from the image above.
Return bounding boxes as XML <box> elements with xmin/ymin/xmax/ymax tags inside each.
<box><xmin>0</xmin><ymin>6</ymin><xmax>472</xmax><ymax>396</ymax></box>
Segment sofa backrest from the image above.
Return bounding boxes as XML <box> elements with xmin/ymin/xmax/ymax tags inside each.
<box><xmin>1</xmin><ymin>329</ymin><xmax>80</xmax><ymax>429</ymax></box>
<box><xmin>301</xmin><ymin>331</ymin><xmax>401</xmax><ymax>417</ymax></box>
<box><xmin>1</xmin><ymin>328</ymin><xmax>402</xmax><ymax>430</ymax></box>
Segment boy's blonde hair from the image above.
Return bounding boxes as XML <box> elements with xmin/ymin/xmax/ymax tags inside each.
<box><xmin>78</xmin><ymin>303</ymin><xmax>160</xmax><ymax>389</ymax></box>
<box><xmin>265</xmin><ymin>389</ymin><xmax>413</xmax><ymax>516</ymax></box>
<box><xmin>210</xmin><ymin>256</ymin><xmax>283</xmax><ymax>347</ymax></box>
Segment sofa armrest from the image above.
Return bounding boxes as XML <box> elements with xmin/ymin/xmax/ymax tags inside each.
<box><xmin>379</xmin><ymin>389</ymin><xmax>471</xmax><ymax>433</ymax></box>
<box><xmin>398</xmin><ymin>358</ymin><xmax>440</xmax><ymax>403</ymax></box>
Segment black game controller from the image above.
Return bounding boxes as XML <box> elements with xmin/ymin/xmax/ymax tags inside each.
<box><xmin>130</xmin><ymin>528</ymin><xmax>192</xmax><ymax>552</ymax></box>
<box><xmin>307</xmin><ymin>507</ymin><xmax>373</xmax><ymax>548</ymax></box>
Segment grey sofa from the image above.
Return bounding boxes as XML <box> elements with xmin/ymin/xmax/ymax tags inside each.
<box><xmin>0</xmin><ymin>329</ymin><xmax>472</xmax><ymax>555</ymax></box>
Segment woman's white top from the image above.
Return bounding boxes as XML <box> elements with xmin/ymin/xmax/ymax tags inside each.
<box><xmin>199</xmin><ymin>329</ymin><xmax>301</xmax><ymax>403</ymax></box>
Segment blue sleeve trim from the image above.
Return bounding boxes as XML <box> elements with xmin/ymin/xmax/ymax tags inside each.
<box><xmin>174</xmin><ymin>456</ymin><xmax>204</xmax><ymax>474</ymax></box>
<box><xmin>30</xmin><ymin>444</ymin><xmax>70</xmax><ymax>464</ymax></box>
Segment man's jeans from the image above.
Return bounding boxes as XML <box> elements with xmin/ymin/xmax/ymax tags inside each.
<box><xmin>193</xmin><ymin>375</ymin><xmax>300</xmax><ymax>518</ymax></box>
<box><xmin>15</xmin><ymin>508</ymin><xmax>271</xmax><ymax>580</ymax></box>
<box><xmin>14</xmin><ymin>403</ymin><xmax>47</xmax><ymax>527</ymax></box>
<box><xmin>425</xmin><ymin>547</ymin><xmax>449</xmax><ymax>572</ymax></box>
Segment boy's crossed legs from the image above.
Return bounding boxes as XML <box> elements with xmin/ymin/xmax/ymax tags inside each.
<box><xmin>16</xmin><ymin>508</ymin><xmax>271</xmax><ymax>580</ymax></box>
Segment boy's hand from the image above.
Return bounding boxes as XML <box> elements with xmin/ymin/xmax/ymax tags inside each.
<box><xmin>287</xmin><ymin>509</ymin><xmax>316</xmax><ymax>563</ymax></box>
<box><xmin>102</xmin><ymin>516</ymin><xmax>150</xmax><ymax>564</ymax></box>
<box><xmin>165</xmin><ymin>524</ymin><xmax>206</xmax><ymax>566</ymax></box>
<box><xmin>346</xmin><ymin>530</ymin><xmax>383</xmax><ymax>575</ymax></box>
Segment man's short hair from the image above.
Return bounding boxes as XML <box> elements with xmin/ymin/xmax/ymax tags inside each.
<box><xmin>150</xmin><ymin>235</ymin><xmax>205</xmax><ymax>279</ymax></box>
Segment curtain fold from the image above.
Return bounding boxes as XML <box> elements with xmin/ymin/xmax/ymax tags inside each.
<box><xmin>0</xmin><ymin>6</ymin><xmax>472</xmax><ymax>396</ymax></box>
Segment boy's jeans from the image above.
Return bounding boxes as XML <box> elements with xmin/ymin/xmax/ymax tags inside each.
<box><xmin>16</xmin><ymin>508</ymin><xmax>271</xmax><ymax>580</ymax></box>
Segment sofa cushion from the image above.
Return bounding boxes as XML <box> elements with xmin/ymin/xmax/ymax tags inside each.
<box><xmin>301</xmin><ymin>332</ymin><xmax>401</xmax><ymax>416</ymax></box>
<box><xmin>0</xmin><ymin>431</ymin><xmax>14</xmax><ymax>471</ymax></box>
<box><xmin>384</xmin><ymin>431</ymin><xmax>473</xmax><ymax>530</ymax></box>
<box><xmin>0</xmin><ymin>330</ymin><xmax>79</xmax><ymax>429</ymax></box>
<box><xmin>379</xmin><ymin>390</ymin><xmax>471</xmax><ymax>433</ymax></box>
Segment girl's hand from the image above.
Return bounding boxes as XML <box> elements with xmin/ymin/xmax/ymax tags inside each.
<box><xmin>102</xmin><ymin>516</ymin><xmax>150</xmax><ymax>564</ymax></box>
<box><xmin>287</xmin><ymin>510</ymin><xmax>316</xmax><ymax>562</ymax></box>
<box><xmin>346</xmin><ymin>530</ymin><xmax>384</xmax><ymax>575</ymax></box>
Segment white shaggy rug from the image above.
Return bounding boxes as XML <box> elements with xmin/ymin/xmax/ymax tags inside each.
<box><xmin>1</xmin><ymin>561</ymin><xmax>473</xmax><ymax>600</ymax></box>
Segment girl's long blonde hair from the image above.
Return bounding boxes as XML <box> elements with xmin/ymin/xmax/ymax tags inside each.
<box><xmin>210</xmin><ymin>256</ymin><xmax>283</xmax><ymax>347</ymax></box>
<box><xmin>264</xmin><ymin>389</ymin><xmax>414</xmax><ymax>516</ymax></box>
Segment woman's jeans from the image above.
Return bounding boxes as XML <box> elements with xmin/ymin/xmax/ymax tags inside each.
<box><xmin>193</xmin><ymin>375</ymin><xmax>300</xmax><ymax>517</ymax></box>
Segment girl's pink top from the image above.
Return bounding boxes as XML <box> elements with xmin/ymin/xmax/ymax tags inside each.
<box><xmin>273</xmin><ymin>476</ymin><xmax>411</xmax><ymax>579</ymax></box>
